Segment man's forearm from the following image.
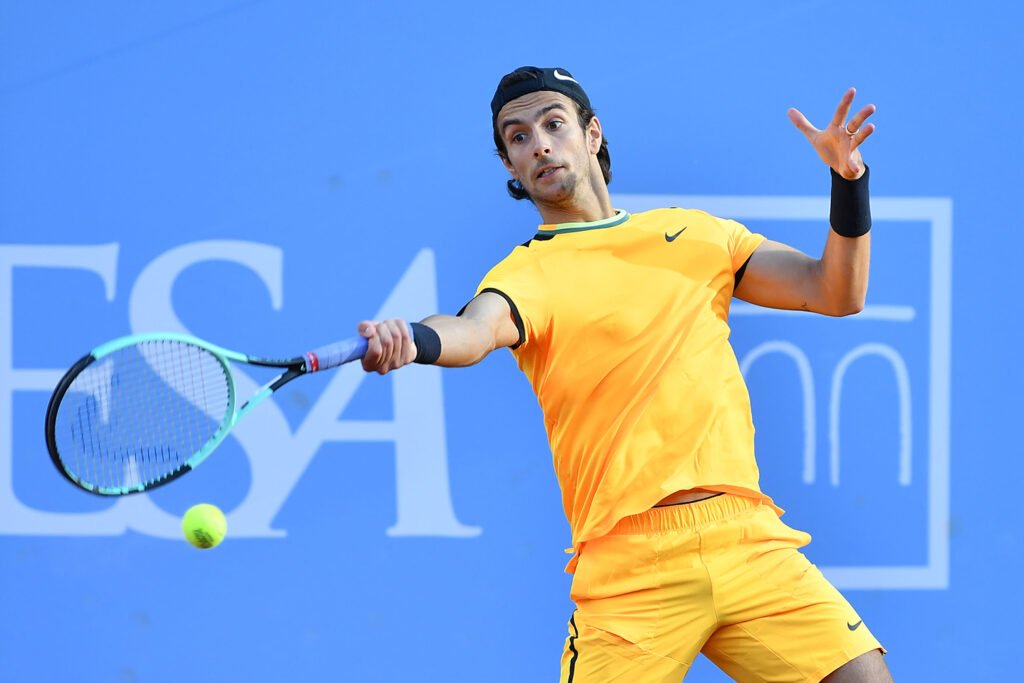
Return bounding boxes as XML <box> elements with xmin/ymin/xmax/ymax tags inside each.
<box><xmin>818</xmin><ymin>167</ymin><xmax>872</xmax><ymax>315</ymax></box>
<box><xmin>419</xmin><ymin>314</ymin><xmax>500</xmax><ymax>367</ymax></box>
<box><xmin>818</xmin><ymin>229</ymin><xmax>870</xmax><ymax>315</ymax></box>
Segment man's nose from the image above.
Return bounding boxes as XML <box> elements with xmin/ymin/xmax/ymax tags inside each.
<box><xmin>532</xmin><ymin>133</ymin><xmax>552</xmax><ymax>158</ymax></box>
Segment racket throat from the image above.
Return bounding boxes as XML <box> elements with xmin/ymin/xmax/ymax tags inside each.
<box><xmin>236</xmin><ymin>386</ymin><xmax>275</xmax><ymax>421</ymax></box>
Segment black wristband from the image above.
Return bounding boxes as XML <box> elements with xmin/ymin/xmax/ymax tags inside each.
<box><xmin>829</xmin><ymin>166</ymin><xmax>871</xmax><ymax>238</ymax></box>
<box><xmin>410</xmin><ymin>322</ymin><xmax>442</xmax><ymax>365</ymax></box>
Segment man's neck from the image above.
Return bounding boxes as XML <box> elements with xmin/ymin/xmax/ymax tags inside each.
<box><xmin>535</xmin><ymin>187</ymin><xmax>615</xmax><ymax>226</ymax></box>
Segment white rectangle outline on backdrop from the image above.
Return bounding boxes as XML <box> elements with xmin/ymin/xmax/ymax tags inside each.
<box><xmin>612</xmin><ymin>194</ymin><xmax>952</xmax><ymax>590</ymax></box>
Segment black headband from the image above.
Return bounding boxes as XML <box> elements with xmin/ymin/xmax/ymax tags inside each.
<box><xmin>490</xmin><ymin>66</ymin><xmax>592</xmax><ymax>124</ymax></box>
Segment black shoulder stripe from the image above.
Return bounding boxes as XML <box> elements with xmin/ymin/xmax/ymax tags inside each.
<box><xmin>734</xmin><ymin>255</ymin><xmax>753</xmax><ymax>288</ymax></box>
<box><xmin>521</xmin><ymin>233</ymin><xmax>554</xmax><ymax>247</ymax></box>
<box><xmin>478</xmin><ymin>287</ymin><xmax>525</xmax><ymax>349</ymax></box>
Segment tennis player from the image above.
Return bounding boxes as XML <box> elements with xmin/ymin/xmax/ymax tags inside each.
<box><xmin>358</xmin><ymin>67</ymin><xmax>892</xmax><ymax>682</ymax></box>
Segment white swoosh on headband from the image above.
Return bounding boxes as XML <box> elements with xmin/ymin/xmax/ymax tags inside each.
<box><xmin>552</xmin><ymin>69</ymin><xmax>579</xmax><ymax>84</ymax></box>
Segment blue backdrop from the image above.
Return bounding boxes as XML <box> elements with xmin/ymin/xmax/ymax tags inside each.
<box><xmin>2</xmin><ymin>2</ymin><xmax>1020</xmax><ymax>681</ymax></box>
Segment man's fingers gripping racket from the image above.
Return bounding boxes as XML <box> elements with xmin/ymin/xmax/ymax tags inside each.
<box><xmin>357</xmin><ymin>319</ymin><xmax>418</xmax><ymax>373</ymax></box>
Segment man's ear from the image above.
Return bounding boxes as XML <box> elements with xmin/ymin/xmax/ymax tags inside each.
<box><xmin>587</xmin><ymin>116</ymin><xmax>603</xmax><ymax>154</ymax></box>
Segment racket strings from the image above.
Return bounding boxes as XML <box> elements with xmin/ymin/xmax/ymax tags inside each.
<box><xmin>54</xmin><ymin>340</ymin><xmax>232</xmax><ymax>491</ymax></box>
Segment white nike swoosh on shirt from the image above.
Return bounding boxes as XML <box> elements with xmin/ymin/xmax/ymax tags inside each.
<box><xmin>552</xmin><ymin>69</ymin><xmax>579</xmax><ymax>84</ymax></box>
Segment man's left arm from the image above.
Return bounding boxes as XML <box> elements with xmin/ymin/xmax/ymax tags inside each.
<box><xmin>734</xmin><ymin>88</ymin><xmax>876</xmax><ymax>317</ymax></box>
<box><xmin>733</xmin><ymin>231</ymin><xmax>869</xmax><ymax>316</ymax></box>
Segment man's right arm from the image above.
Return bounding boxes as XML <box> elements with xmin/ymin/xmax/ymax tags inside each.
<box><xmin>359</xmin><ymin>291</ymin><xmax>521</xmax><ymax>374</ymax></box>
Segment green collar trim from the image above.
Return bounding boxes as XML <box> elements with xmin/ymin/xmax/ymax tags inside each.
<box><xmin>536</xmin><ymin>209</ymin><xmax>630</xmax><ymax>236</ymax></box>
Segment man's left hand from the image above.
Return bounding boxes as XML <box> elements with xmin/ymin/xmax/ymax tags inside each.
<box><xmin>788</xmin><ymin>88</ymin><xmax>876</xmax><ymax>180</ymax></box>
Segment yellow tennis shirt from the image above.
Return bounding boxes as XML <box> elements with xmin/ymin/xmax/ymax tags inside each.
<box><xmin>475</xmin><ymin>208</ymin><xmax>779</xmax><ymax>569</ymax></box>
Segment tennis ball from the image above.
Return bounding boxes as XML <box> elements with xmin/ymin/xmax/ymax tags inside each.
<box><xmin>182</xmin><ymin>503</ymin><xmax>227</xmax><ymax>549</ymax></box>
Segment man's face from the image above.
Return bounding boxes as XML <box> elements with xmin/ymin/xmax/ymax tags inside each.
<box><xmin>495</xmin><ymin>91</ymin><xmax>599</xmax><ymax>205</ymax></box>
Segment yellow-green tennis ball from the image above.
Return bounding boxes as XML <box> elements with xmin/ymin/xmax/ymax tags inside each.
<box><xmin>182</xmin><ymin>503</ymin><xmax>227</xmax><ymax>549</ymax></box>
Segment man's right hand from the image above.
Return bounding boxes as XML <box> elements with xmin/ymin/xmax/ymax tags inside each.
<box><xmin>359</xmin><ymin>318</ymin><xmax>416</xmax><ymax>374</ymax></box>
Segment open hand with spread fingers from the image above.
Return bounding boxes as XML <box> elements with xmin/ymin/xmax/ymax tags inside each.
<box><xmin>788</xmin><ymin>88</ymin><xmax>876</xmax><ymax>180</ymax></box>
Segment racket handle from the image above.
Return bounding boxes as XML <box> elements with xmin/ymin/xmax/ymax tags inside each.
<box><xmin>304</xmin><ymin>322</ymin><xmax>415</xmax><ymax>372</ymax></box>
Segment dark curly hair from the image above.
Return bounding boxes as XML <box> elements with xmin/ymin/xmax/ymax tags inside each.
<box><xmin>491</xmin><ymin>71</ymin><xmax>612</xmax><ymax>202</ymax></box>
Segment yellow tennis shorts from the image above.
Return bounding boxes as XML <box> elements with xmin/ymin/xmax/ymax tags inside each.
<box><xmin>561</xmin><ymin>494</ymin><xmax>884</xmax><ymax>682</ymax></box>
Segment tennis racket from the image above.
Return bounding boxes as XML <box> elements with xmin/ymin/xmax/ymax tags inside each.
<box><xmin>44</xmin><ymin>327</ymin><xmax>411</xmax><ymax>496</ymax></box>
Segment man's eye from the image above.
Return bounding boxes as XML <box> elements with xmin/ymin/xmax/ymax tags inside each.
<box><xmin>510</xmin><ymin>132</ymin><xmax>526</xmax><ymax>144</ymax></box>
<box><xmin>547</xmin><ymin>120</ymin><xmax>563</xmax><ymax>130</ymax></box>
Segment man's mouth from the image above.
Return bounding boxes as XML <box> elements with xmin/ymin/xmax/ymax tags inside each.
<box><xmin>536</xmin><ymin>165</ymin><xmax>562</xmax><ymax>179</ymax></box>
